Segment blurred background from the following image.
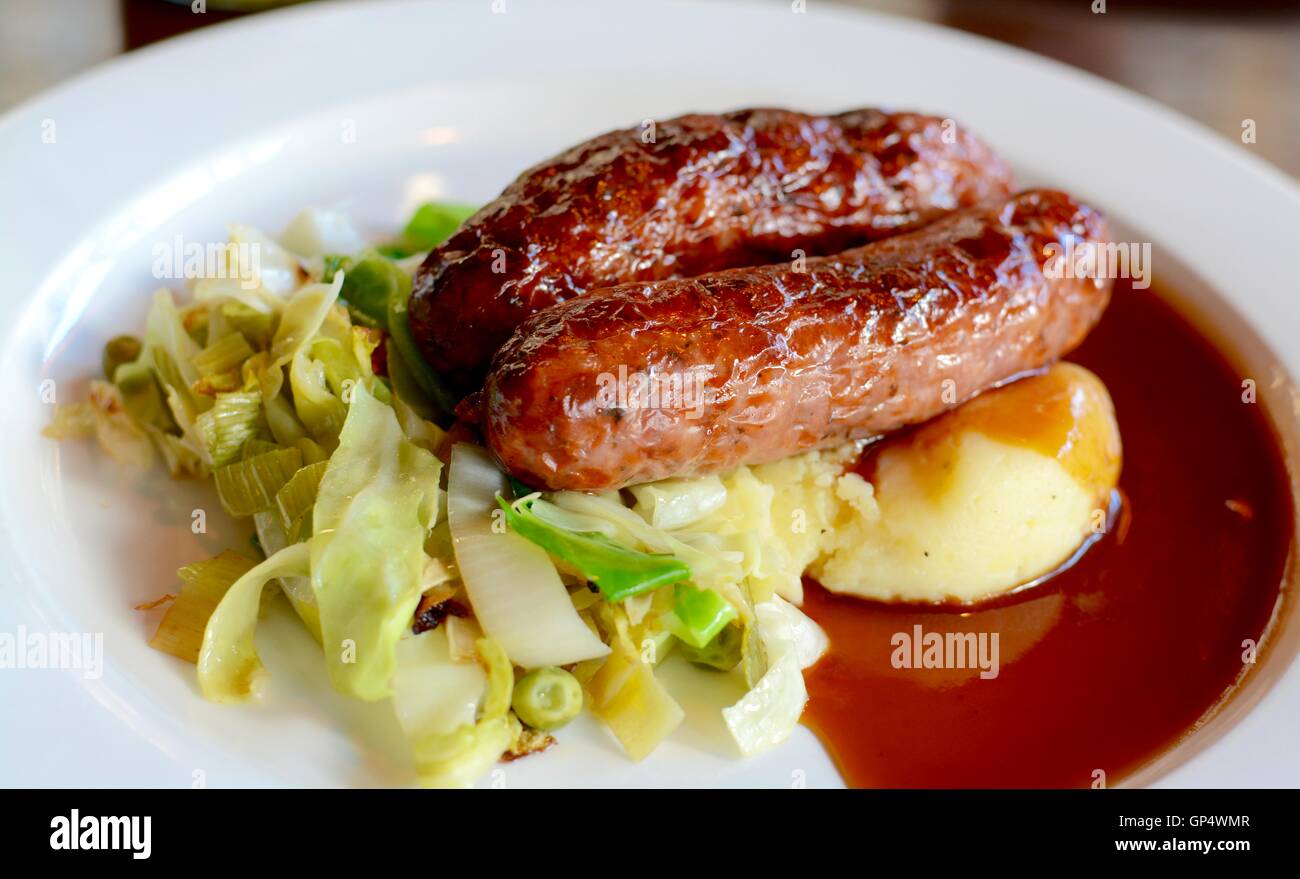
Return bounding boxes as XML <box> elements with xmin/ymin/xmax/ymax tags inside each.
<box><xmin>2</xmin><ymin>0</ymin><xmax>1297</xmax><ymax>176</ymax></box>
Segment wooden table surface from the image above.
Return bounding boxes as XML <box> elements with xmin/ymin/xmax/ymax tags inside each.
<box><xmin>2</xmin><ymin>0</ymin><xmax>1297</xmax><ymax>177</ymax></box>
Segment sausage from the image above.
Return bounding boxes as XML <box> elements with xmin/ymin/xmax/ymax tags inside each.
<box><xmin>481</xmin><ymin>189</ymin><xmax>1113</xmax><ymax>491</ymax></box>
<box><xmin>409</xmin><ymin>108</ymin><xmax>1014</xmax><ymax>388</ymax></box>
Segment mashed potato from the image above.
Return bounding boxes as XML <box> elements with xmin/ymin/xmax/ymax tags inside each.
<box><xmin>683</xmin><ymin>363</ymin><xmax>1122</xmax><ymax>606</ymax></box>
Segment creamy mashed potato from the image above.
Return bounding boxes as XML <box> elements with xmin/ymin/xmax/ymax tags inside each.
<box><xmin>683</xmin><ymin>363</ymin><xmax>1121</xmax><ymax>606</ymax></box>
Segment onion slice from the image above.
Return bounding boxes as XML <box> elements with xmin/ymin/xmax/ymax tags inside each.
<box><xmin>446</xmin><ymin>444</ymin><xmax>610</xmax><ymax>668</ymax></box>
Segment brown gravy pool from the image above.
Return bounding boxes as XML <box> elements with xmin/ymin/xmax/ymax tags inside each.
<box><xmin>800</xmin><ymin>277</ymin><xmax>1293</xmax><ymax>788</ymax></box>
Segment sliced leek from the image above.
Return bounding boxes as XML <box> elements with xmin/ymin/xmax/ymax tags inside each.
<box><xmin>275</xmin><ymin>460</ymin><xmax>328</xmax><ymax>531</ymax></box>
<box><xmin>213</xmin><ymin>447</ymin><xmax>302</xmax><ymax>517</ymax></box>
<box><xmin>197</xmin><ymin>541</ymin><xmax>311</xmax><ymax>702</ymax></box>
<box><xmin>193</xmin><ymin>332</ymin><xmax>254</xmax><ymax>378</ymax></box>
<box><xmin>150</xmin><ymin>551</ymin><xmax>259</xmax><ymax>663</ymax></box>
<box><xmin>195</xmin><ymin>390</ymin><xmax>262</xmax><ymax>466</ymax></box>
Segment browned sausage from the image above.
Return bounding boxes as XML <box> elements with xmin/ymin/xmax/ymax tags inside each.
<box><xmin>409</xmin><ymin>108</ymin><xmax>1014</xmax><ymax>388</ymax></box>
<box><xmin>481</xmin><ymin>189</ymin><xmax>1112</xmax><ymax>491</ymax></box>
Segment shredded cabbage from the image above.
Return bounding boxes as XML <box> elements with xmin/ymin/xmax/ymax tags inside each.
<box><xmin>629</xmin><ymin>476</ymin><xmax>728</xmax><ymax>530</ymax></box>
<box><xmin>275</xmin><ymin>460</ymin><xmax>328</xmax><ymax>531</ymax></box>
<box><xmin>197</xmin><ymin>541</ymin><xmax>311</xmax><ymax>703</ymax></box>
<box><xmin>252</xmin><ymin>509</ymin><xmax>321</xmax><ymax>641</ymax></box>
<box><xmin>260</xmin><ymin>273</ymin><xmax>343</xmax><ymax>402</ymax></box>
<box><xmin>393</xmin><ymin>631</ymin><xmax>513</xmax><ymax>789</ymax></box>
<box><xmin>150</xmin><ymin>551</ymin><xmax>258</xmax><ymax>663</ymax></box>
<box><xmin>289</xmin><ymin>347</ymin><xmax>348</xmax><ymax>442</ymax></box>
<box><xmin>722</xmin><ymin>598</ymin><xmax>827</xmax><ymax>757</ymax></box>
<box><xmin>446</xmin><ymin>444</ymin><xmax>610</xmax><ymax>668</ymax></box>
<box><xmin>310</xmin><ymin>384</ymin><xmax>441</xmax><ymax>701</ymax></box>
<box><xmin>193</xmin><ymin>332</ymin><xmax>254</xmax><ymax>378</ymax></box>
<box><xmin>499</xmin><ymin>495</ymin><xmax>690</xmax><ymax>602</ymax></box>
<box><xmin>48</xmin><ymin>205</ymin><xmax>856</xmax><ymax>788</ymax></box>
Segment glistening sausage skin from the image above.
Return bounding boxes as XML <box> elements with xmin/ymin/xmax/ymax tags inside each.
<box><xmin>481</xmin><ymin>189</ymin><xmax>1113</xmax><ymax>491</ymax></box>
<box><xmin>409</xmin><ymin>108</ymin><xmax>1014</xmax><ymax>387</ymax></box>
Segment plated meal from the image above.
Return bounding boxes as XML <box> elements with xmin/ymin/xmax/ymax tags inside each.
<box><xmin>45</xmin><ymin>107</ymin><xmax>1291</xmax><ymax>788</ymax></box>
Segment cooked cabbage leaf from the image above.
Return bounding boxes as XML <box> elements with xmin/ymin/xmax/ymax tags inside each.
<box><xmin>197</xmin><ymin>541</ymin><xmax>311</xmax><ymax>702</ymax></box>
<box><xmin>446</xmin><ymin>444</ymin><xmax>610</xmax><ymax>669</ymax></box>
<box><xmin>394</xmin><ymin>631</ymin><xmax>513</xmax><ymax>789</ymax></box>
<box><xmin>662</xmin><ymin>582</ymin><xmax>737</xmax><ymax>649</ymax></box>
<box><xmin>721</xmin><ymin>598</ymin><xmax>827</xmax><ymax>757</ymax></box>
<box><xmin>259</xmin><ymin>273</ymin><xmax>343</xmax><ymax>402</ymax></box>
<box><xmin>309</xmin><ymin>384</ymin><xmax>442</xmax><ymax>701</ymax></box>
<box><xmin>386</xmin><ymin>266</ymin><xmax>458</xmax><ymax>417</ymax></box>
<box><xmin>499</xmin><ymin>495</ymin><xmax>690</xmax><ymax>602</ymax></box>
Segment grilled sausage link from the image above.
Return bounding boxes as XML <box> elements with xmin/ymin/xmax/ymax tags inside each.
<box><xmin>409</xmin><ymin>108</ymin><xmax>1014</xmax><ymax>387</ymax></box>
<box><xmin>482</xmin><ymin>190</ymin><xmax>1113</xmax><ymax>491</ymax></box>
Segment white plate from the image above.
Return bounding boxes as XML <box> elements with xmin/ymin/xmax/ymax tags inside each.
<box><xmin>2</xmin><ymin>0</ymin><xmax>1299</xmax><ymax>789</ymax></box>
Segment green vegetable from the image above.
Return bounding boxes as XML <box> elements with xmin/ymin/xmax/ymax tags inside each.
<box><xmin>334</xmin><ymin>252</ymin><xmax>401</xmax><ymax>329</ymax></box>
<box><xmin>144</xmin><ymin>291</ymin><xmax>202</xmax><ymax>390</ymax></box>
<box><xmin>512</xmin><ymin>666</ymin><xmax>583</xmax><ymax>731</ymax></box>
<box><xmin>662</xmin><ymin>583</ymin><xmax>737</xmax><ymax>649</ymax></box>
<box><xmin>103</xmin><ymin>335</ymin><xmax>142</xmax><ymax>381</ymax></box>
<box><xmin>192</xmin><ymin>332</ymin><xmax>254</xmax><ymax>378</ymax></box>
<box><xmin>374</xmin><ymin>243</ymin><xmax>409</xmax><ymax>260</ymax></box>
<box><xmin>545</xmin><ymin>488</ymin><xmax>744</xmax><ymax>600</ymax></box>
<box><xmin>289</xmin><ymin>348</ymin><xmax>348</xmax><ymax>442</ymax></box>
<box><xmin>309</xmin><ymin>384</ymin><xmax>442</xmax><ymax>701</ymax></box>
<box><xmin>212</xmin><ymin>446</ymin><xmax>302</xmax><ymax>517</ymax></box>
<box><xmin>259</xmin><ymin>275</ymin><xmax>343</xmax><ymax>402</ymax></box>
<box><xmin>628</xmin><ymin>476</ymin><xmax>728</xmax><ymax>530</ymax></box>
<box><xmin>249</xmin><ymin>508</ymin><xmax>320</xmax><ymax>639</ymax></box>
<box><xmin>384</xmin><ymin>338</ymin><xmax>436</xmax><ymax>421</ymax></box>
<box><xmin>150</xmin><ymin>550</ymin><xmax>259</xmax><ymax>664</ymax></box>
<box><xmin>194</xmin><ymin>390</ymin><xmax>263</xmax><ymax>466</ymax></box>
<box><xmin>400</xmin><ymin>201</ymin><xmax>477</xmax><ymax>253</ymax></box>
<box><xmin>241</xmin><ymin>437</ymin><xmax>281</xmax><ymax>461</ymax></box>
<box><xmin>143</xmin><ymin>291</ymin><xmax>209</xmax><ymax>448</ymax></box>
<box><xmin>321</xmin><ymin>253</ymin><xmax>351</xmax><ymax>284</ymax></box>
<box><xmin>498</xmin><ymin>496</ymin><xmax>690</xmax><ymax>602</ymax></box>
<box><xmin>507</xmin><ymin>476</ymin><xmax>533</xmax><ymax>501</ymax></box>
<box><xmin>677</xmin><ymin>622</ymin><xmax>742</xmax><ymax>672</ymax></box>
<box><xmin>197</xmin><ymin>541</ymin><xmax>312</xmax><ymax>702</ymax></box>
<box><xmin>584</xmin><ymin>648</ymin><xmax>684</xmax><ymax>761</ymax></box>
<box><xmin>275</xmin><ymin>460</ymin><xmax>329</xmax><ymax>532</ymax></box>
<box><xmin>446</xmin><ymin>444</ymin><xmax>611</xmax><ymax>669</ymax></box>
<box><xmin>292</xmin><ymin>437</ymin><xmax>329</xmax><ymax>465</ymax></box>
<box><xmin>386</xmin><ymin>265</ymin><xmax>459</xmax><ymax>417</ymax></box>
<box><xmin>309</xmin><ymin>337</ymin><xmax>363</xmax><ymax>395</ymax></box>
<box><xmin>397</xmin><ymin>635</ymin><xmax>514</xmax><ymax>788</ymax></box>
<box><xmin>722</xmin><ymin>599</ymin><xmax>809</xmax><ymax>757</ymax></box>
<box><xmin>262</xmin><ymin>391</ymin><xmax>307</xmax><ymax>446</ymax></box>
<box><xmin>220</xmin><ymin>302</ymin><xmax>274</xmax><ymax>349</ymax></box>
<box><xmin>112</xmin><ymin>358</ymin><xmax>170</xmax><ymax>430</ymax></box>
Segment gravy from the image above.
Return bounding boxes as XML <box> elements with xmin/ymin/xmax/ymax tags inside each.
<box><xmin>801</xmin><ymin>278</ymin><xmax>1293</xmax><ymax>787</ymax></box>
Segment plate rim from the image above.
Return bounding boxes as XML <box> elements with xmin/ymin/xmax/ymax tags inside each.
<box><xmin>2</xmin><ymin>0</ymin><xmax>1298</xmax><ymax>789</ymax></box>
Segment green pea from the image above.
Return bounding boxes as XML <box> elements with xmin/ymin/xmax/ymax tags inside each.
<box><xmin>102</xmin><ymin>335</ymin><xmax>142</xmax><ymax>381</ymax></box>
<box><xmin>512</xmin><ymin>666</ymin><xmax>583</xmax><ymax>731</ymax></box>
<box><xmin>678</xmin><ymin>622</ymin><xmax>742</xmax><ymax>672</ymax></box>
